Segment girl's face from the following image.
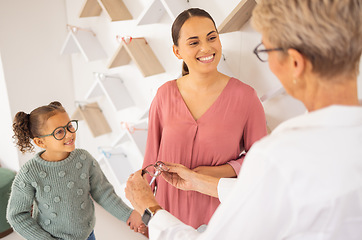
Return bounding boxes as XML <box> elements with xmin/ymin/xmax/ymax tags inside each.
<box><xmin>173</xmin><ymin>16</ymin><xmax>222</xmax><ymax>75</ymax></box>
<box><xmin>37</xmin><ymin>111</ymin><xmax>76</xmax><ymax>160</ymax></box>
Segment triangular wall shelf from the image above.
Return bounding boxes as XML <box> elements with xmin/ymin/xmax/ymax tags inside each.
<box><xmin>85</xmin><ymin>73</ymin><xmax>134</xmax><ymax>112</ymax></box>
<box><xmin>260</xmin><ymin>86</ymin><xmax>286</xmax><ymax>102</ymax></box>
<box><xmin>218</xmin><ymin>0</ymin><xmax>257</xmax><ymax>34</ymax></box>
<box><xmin>121</xmin><ymin>119</ymin><xmax>148</xmax><ymax>156</ymax></box>
<box><xmin>137</xmin><ymin>0</ymin><xmax>189</xmax><ymax>25</ymax></box>
<box><xmin>113</xmin><ymin>118</ymin><xmax>148</xmax><ymax>157</ymax></box>
<box><xmin>60</xmin><ymin>25</ymin><xmax>107</xmax><ymax>62</ymax></box>
<box><xmin>97</xmin><ymin>145</ymin><xmax>135</xmax><ymax>185</ymax></box>
<box><xmin>108</xmin><ymin>37</ymin><xmax>165</xmax><ymax>77</ymax></box>
<box><xmin>72</xmin><ymin>102</ymin><xmax>112</xmax><ymax>137</ymax></box>
<box><xmin>79</xmin><ymin>0</ymin><xmax>132</xmax><ymax>21</ymax></box>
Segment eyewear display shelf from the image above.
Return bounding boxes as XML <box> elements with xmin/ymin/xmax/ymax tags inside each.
<box><xmin>107</xmin><ymin>37</ymin><xmax>165</xmax><ymax>77</ymax></box>
<box><xmin>218</xmin><ymin>0</ymin><xmax>257</xmax><ymax>34</ymax></box>
<box><xmin>60</xmin><ymin>26</ymin><xmax>107</xmax><ymax>62</ymax></box>
<box><xmin>79</xmin><ymin>0</ymin><xmax>132</xmax><ymax>21</ymax></box>
<box><xmin>85</xmin><ymin>74</ymin><xmax>134</xmax><ymax>112</ymax></box>
<box><xmin>137</xmin><ymin>0</ymin><xmax>189</xmax><ymax>25</ymax></box>
<box><xmin>72</xmin><ymin>102</ymin><xmax>112</xmax><ymax>137</ymax></box>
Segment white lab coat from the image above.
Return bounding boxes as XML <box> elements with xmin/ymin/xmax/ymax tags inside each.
<box><xmin>149</xmin><ymin>105</ymin><xmax>362</xmax><ymax>240</ymax></box>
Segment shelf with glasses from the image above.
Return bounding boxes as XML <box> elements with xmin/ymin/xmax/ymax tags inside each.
<box><xmin>79</xmin><ymin>0</ymin><xmax>132</xmax><ymax>21</ymax></box>
<box><xmin>85</xmin><ymin>73</ymin><xmax>134</xmax><ymax>112</ymax></box>
<box><xmin>97</xmin><ymin>145</ymin><xmax>135</xmax><ymax>186</ymax></box>
<box><xmin>119</xmin><ymin>118</ymin><xmax>148</xmax><ymax>156</ymax></box>
<box><xmin>60</xmin><ymin>25</ymin><xmax>107</xmax><ymax>62</ymax></box>
<box><xmin>136</xmin><ymin>0</ymin><xmax>189</xmax><ymax>25</ymax></box>
<box><xmin>72</xmin><ymin>101</ymin><xmax>112</xmax><ymax>137</ymax></box>
<box><xmin>218</xmin><ymin>0</ymin><xmax>257</xmax><ymax>34</ymax></box>
<box><xmin>107</xmin><ymin>37</ymin><xmax>165</xmax><ymax>77</ymax></box>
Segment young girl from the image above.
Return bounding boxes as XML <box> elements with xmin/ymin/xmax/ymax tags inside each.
<box><xmin>7</xmin><ymin>101</ymin><xmax>145</xmax><ymax>240</ymax></box>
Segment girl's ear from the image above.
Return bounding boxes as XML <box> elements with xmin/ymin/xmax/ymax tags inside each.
<box><xmin>172</xmin><ymin>45</ymin><xmax>182</xmax><ymax>60</ymax></box>
<box><xmin>33</xmin><ymin>138</ymin><xmax>46</xmax><ymax>149</ymax></box>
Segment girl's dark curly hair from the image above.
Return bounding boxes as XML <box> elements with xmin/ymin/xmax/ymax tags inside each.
<box><xmin>13</xmin><ymin>101</ymin><xmax>65</xmax><ymax>153</ymax></box>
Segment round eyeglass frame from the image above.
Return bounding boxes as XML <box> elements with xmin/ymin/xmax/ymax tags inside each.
<box><xmin>253</xmin><ymin>42</ymin><xmax>284</xmax><ymax>62</ymax></box>
<box><xmin>36</xmin><ymin>120</ymin><xmax>78</xmax><ymax>140</ymax></box>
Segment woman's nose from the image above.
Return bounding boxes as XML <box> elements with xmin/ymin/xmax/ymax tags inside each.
<box><xmin>199</xmin><ymin>41</ymin><xmax>211</xmax><ymax>53</ymax></box>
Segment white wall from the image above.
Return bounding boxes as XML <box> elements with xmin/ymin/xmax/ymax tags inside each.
<box><xmin>0</xmin><ymin>0</ymin><xmax>74</xmax><ymax>170</ymax></box>
<box><xmin>63</xmin><ymin>0</ymin><xmax>308</xmax><ymax>161</ymax></box>
<box><xmin>0</xmin><ymin>54</ymin><xmax>19</xmax><ymax>170</ymax></box>
<box><xmin>0</xmin><ymin>0</ymin><xmax>361</xmax><ymax>171</ymax></box>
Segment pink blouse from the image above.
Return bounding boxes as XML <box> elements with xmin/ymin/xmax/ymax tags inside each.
<box><xmin>143</xmin><ymin>78</ymin><xmax>267</xmax><ymax>228</ymax></box>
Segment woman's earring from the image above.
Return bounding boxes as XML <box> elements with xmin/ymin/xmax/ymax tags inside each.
<box><xmin>293</xmin><ymin>78</ymin><xmax>297</xmax><ymax>84</ymax></box>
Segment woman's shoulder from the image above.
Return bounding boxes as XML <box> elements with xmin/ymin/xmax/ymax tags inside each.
<box><xmin>229</xmin><ymin>77</ymin><xmax>255</xmax><ymax>91</ymax></box>
<box><xmin>228</xmin><ymin>77</ymin><xmax>258</xmax><ymax>97</ymax></box>
<box><xmin>157</xmin><ymin>79</ymin><xmax>177</xmax><ymax>93</ymax></box>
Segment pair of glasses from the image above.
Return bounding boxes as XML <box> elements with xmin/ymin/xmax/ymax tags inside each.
<box><xmin>253</xmin><ymin>42</ymin><xmax>284</xmax><ymax>62</ymax></box>
<box><xmin>142</xmin><ymin>161</ymin><xmax>170</xmax><ymax>185</ymax></box>
<box><xmin>36</xmin><ymin>120</ymin><xmax>78</xmax><ymax>140</ymax></box>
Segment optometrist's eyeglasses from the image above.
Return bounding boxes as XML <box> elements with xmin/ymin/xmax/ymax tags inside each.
<box><xmin>36</xmin><ymin>120</ymin><xmax>78</xmax><ymax>140</ymax></box>
<box><xmin>253</xmin><ymin>42</ymin><xmax>284</xmax><ymax>62</ymax></box>
<box><xmin>142</xmin><ymin>161</ymin><xmax>170</xmax><ymax>185</ymax></box>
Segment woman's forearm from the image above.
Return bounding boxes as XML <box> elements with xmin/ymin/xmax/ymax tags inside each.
<box><xmin>193</xmin><ymin>164</ymin><xmax>237</xmax><ymax>178</ymax></box>
<box><xmin>192</xmin><ymin>172</ymin><xmax>220</xmax><ymax>198</ymax></box>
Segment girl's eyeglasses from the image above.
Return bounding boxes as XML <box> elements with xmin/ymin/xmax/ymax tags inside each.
<box><xmin>142</xmin><ymin>161</ymin><xmax>170</xmax><ymax>185</ymax></box>
<box><xmin>36</xmin><ymin>120</ymin><xmax>78</xmax><ymax>140</ymax></box>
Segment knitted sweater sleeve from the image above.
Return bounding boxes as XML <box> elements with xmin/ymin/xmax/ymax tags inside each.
<box><xmin>88</xmin><ymin>152</ymin><xmax>133</xmax><ymax>222</ymax></box>
<box><xmin>6</xmin><ymin>171</ymin><xmax>57</xmax><ymax>240</ymax></box>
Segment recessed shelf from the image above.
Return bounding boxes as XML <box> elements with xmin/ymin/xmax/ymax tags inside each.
<box><xmin>60</xmin><ymin>25</ymin><xmax>107</xmax><ymax>62</ymax></box>
<box><xmin>85</xmin><ymin>73</ymin><xmax>134</xmax><ymax>112</ymax></box>
<box><xmin>120</xmin><ymin>119</ymin><xmax>148</xmax><ymax>156</ymax></box>
<box><xmin>72</xmin><ymin>102</ymin><xmax>112</xmax><ymax>137</ymax></box>
<box><xmin>260</xmin><ymin>86</ymin><xmax>286</xmax><ymax>102</ymax></box>
<box><xmin>218</xmin><ymin>0</ymin><xmax>257</xmax><ymax>34</ymax></box>
<box><xmin>137</xmin><ymin>0</ymin><xmax>189</xmax><ymax>25</ymax></box>
<box><xmin>79</xmin><ymin>0</ymin><xmax>132</xmax><ymax>21</ymax></box>
<box><xmin>98</xmin><ymin>145</ymin><xmax>135</xmax><ymax>184</ymax></box>
<box><xmin>107</xmin><ymin>37</ymin><xmax>165</xmax><ymax>77</ymax></box>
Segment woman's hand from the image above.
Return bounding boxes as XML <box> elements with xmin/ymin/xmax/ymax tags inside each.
<box><xmin>125</xmin><ymin>170</ymin><xmax>159</xmax><ymax>215</ymax></box>
<box><xmin>161</xmin><ymin>163</ymin><xmax>198</xmax><ymax>191</ymax></box>
<box><xmin>162</xmin><ymin>162</ymin><xmax>220</xmax><ymax>198</ymax></box>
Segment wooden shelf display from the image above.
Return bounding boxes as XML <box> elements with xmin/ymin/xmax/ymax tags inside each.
<box><xmin>60</xmin><ymin>25</ymin><xmax>107</xmax><ymax>62</ymax></box>
<box><xmin>85</xmin><ymin>73</ymin><xmax>134</xmax><ymax>112</ymax></box>
<box><xmin>79</xmin><ymin>0</ymin><xmax>132</xmax><ymax>21</ymax></box>
<box><xmin>72</xmin><ymin>102</ymin><xmax>112</xmax><ymax>137</ymax></box>
<box><xmin>260</xmin><ymin>86</ymin><xmax>286</xmax><ymax>103</ymax></box>
<box><xmin>121</xmin><ymin>119</ymin><xmax>148</xmax><ymax>156</ymax></box>
<box><xmin>137</xmin><ymin>0</ymin><xmax>189</xmax><ymax>25</ymax></box>
<box><xmin>218</xmin><ymin>0</ymin><xmax>257</xmax><ymax>34</ymax></box>
<box><xmin>107</xmin><ymin>37</ymin><xmax>165</xmax><ymax>77</ymax></box>
<box><xmin>97</xmin><ymin>145</ymin><xmax>135</xmax><ymax>184</ymax></box>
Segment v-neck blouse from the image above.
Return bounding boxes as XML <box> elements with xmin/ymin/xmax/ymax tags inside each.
<box><xmin>143</xmin><ymin>77</ymin><xmax>267</xmax><ymax>228</ymax></box>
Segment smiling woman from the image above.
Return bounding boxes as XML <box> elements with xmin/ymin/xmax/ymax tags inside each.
<box><xmin>141</xmin><ymin>8</ymin><xmax>268</xmax><ymax>229</ymax></box>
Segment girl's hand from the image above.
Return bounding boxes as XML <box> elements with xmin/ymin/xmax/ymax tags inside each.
<box><xmin>126</xmin><ymin>210</ymin><xmax>144</xmax><ymax>233</ymax></box>
<box><xmin>138</xmin><ymin>224</ymin><xmax>148</xmax><ymax>238</ymax></box>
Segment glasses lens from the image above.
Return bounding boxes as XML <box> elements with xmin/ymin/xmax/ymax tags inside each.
<box><xmin>144</xmin><ymin>165</ymin><xmax>158</xmax><ymax>177</ymax></box>
<box><xmin>154</xmin><ymin>161</ymin><xmax>170</xmax><ymax>172</ymax></box>
<box><xmin>258</xmin><ymin>51</ymin><xmax>268</xmax><ymax>62</ymax></box>
<box><xmin>54</xmin><ymin>127</ymin><xmax>66</xmax><ymax>140</ymax></box>
<box><xmin>67</xmin><ymin>120</ymin><xmax>78</xmax><ymax>133</ymax></box>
